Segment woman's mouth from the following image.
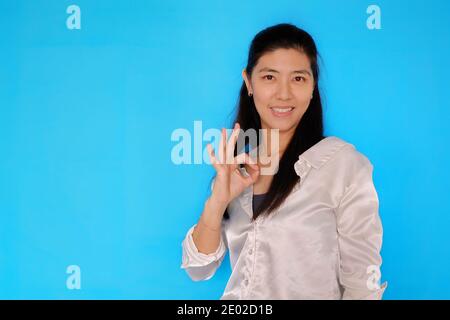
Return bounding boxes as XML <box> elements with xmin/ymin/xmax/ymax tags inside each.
<box><xmin>270</xmin><ymin>107</ymin><xmax>294</xmax><ymax>118</ymax></box>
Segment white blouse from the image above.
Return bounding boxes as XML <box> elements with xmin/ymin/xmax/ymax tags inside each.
<box><xmin>180</xmin><ymin>136</ymin><xmax>387</xmax><ymax>299</ymax></box>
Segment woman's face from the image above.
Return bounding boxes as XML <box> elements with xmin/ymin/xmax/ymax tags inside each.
<box><xmin>243</xmin><ymin>48</ymin><xmax>315</xmax><ymax>134</ymax></box>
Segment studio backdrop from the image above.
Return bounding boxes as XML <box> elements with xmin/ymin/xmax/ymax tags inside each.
<box><xmin>1</xmin><ymin>0</ymin><xmax>449</xmax><ymax>299</ymax></box>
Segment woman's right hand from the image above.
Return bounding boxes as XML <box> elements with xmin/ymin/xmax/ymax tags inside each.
<box><xmin>206</xmin><ymin>123</ymin><xmax>260</xmax><ymax>210</ymax></box>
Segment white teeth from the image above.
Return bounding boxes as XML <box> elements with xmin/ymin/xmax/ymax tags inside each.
<box><xmin>272</xmin><ymin>107</ymin><xmax>293</xmax><ymax>113</ymax></box>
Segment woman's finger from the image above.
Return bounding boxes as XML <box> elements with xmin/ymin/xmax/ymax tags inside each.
<box><xmin>226</xmin><ymin>123</ymin><xmax>240</xmax><ymax>164</ymax></box>
<box><xmin>246</xmin><ymin>162</ymin><xmax>260</xmax><ymax>174</ymax></box>
<box><xmin>243</xmin><ymin>165</ymin><xmax>260</xmax><ymax>187</ymax></box>
<box><xmin>248</xmin><ymin>164</ymin><xmax>260</xmax><ymax>182</ymax></box>
<box><xmin>218</xmin><ymin>128</ymin><xmax>226</xmax><ymax>164</ymax></box>
<box><xmin>232</xmin><ymin>162</ymin><xmax>259</xmax><ymax>187</ymax></box>
<box><xmin>233</xmin><ymin>152</ymin><xmax>257</xmax><ymax>166</ymax></box>
<box><xmin>207</xmin><ymin>143</ymin><xmax>221</xmax><ymax>171</ymax></box>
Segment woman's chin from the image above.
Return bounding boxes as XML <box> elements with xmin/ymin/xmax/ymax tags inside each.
<box><xmin>262</xmin><ymin>119</ymin><xmax>299</xmax><ymax>133</ymax></box>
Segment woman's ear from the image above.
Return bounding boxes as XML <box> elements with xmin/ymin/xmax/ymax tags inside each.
<box><xmin>242</xmin><ymin>69</ymin><xmax>253</xmax><ymax>95</ymax></box>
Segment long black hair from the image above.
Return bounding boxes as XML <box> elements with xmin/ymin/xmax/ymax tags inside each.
<box><xmin>221</xmin><ymin>23</ymin><xmax>325</xmax><ymax>221</ymax></box>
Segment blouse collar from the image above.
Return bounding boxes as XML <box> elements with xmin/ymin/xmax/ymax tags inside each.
<box><xmin>237</xmin><ymin>136</ymin><xmax>353</xmax><ymax>219</ymax></box>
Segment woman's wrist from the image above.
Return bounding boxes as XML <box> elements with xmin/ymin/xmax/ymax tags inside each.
<box><xmin>207</xmin><ymin>194</ymin><xmax>229</xmax><ymax>215</ymax></box>
<box><xmin>201</xmin><ymin>196</ymin><xmax>227</xmax><ymax>228</ymax></box>
<box><xmin>198</xmin><ymin>215</ymin><xmax>221</xmax><ymax>232</ymax></box>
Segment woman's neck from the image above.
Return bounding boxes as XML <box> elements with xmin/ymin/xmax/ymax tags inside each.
<box><xmin>259</xmin><ymin>124</ymin><xmax>295</xmax><ymax>159</ymax></box>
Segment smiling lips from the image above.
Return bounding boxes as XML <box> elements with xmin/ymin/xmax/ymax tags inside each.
<box><xmin>270</xmin><ymin>106</ymin><xmax>295</xmax><ymax>117</ymax></box>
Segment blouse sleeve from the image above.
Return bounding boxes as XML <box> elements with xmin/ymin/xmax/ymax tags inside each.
<box><xmin>180</xmin><ymin>224</ymin><xmax>227</xmax><ymax>281</ymax></box>
<box><xmin>336</xmin><ymin>160</ymin><xmax>388</xmax><ymax>299</ymax></box>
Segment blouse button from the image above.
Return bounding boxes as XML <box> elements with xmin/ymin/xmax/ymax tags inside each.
<box><xmin>244</xmin><ymin>279</ymin><xmax>249</xmax><ymax>286</ymax></box>
<box><xmin>248</xmin><ymin>248</ymin><xmax>253</xmax><ymax>255</ymax></box>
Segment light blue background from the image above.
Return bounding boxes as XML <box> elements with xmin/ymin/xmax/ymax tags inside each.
<box><xmin>1</xmin><ymin>0</ymin><xmax>449</xmax><ymax>299</ymax></box>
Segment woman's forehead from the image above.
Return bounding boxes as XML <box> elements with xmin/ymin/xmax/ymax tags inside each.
<box><xmin>255</xmin><ymin>48</ymin><xmax>312</xmax><ymax>72</ymax></box>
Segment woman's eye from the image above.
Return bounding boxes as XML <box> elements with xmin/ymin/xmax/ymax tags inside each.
<box><xmin>263</xmin><ymin>75</ymin><xmax>274</xmax><ymax>80</ymax></box>
<box><xmin>294</xmin><ymin>76</ymin><xmax>305</xmax><ymax>82</ymax></box>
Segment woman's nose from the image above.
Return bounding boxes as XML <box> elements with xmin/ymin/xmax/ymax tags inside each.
<box><xmin>276</xmin><ymin>80</ymin><xmax>292</xmax><ymax>100</ymax></box>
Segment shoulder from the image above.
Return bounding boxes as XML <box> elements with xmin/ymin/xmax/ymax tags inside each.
<box><xmin>328</xmin><ymin>136</ymin><xmax>373</xmax><ymax>171</ymax></box>
<box><xmin>304</xmin><ymin>136</ymin><xmax>374</xmax><ymax>186</ymax></box>
<box><xmin>320</xmin><ymin>137</ymin><xmax>375</xmax><ymax>191</ymax></box>
<box><xmin>300</xmin><ymin>135</ymin><xmax>372</xmax><ymax>172</ymax></box>
<box><xmin>294</xmin><ymin>136</ymin><xmax>375</xmax><ymax>191</ymax></box>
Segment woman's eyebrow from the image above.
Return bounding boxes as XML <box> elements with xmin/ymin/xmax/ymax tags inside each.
<box><xmin>258</xmin><ymin>67</ymin><xmax>311</xmax><ymax>76</ymax></box>
<box><xmin>293</xmin><ymin>70</ymin><xmax>312</xmax><ymax>76</ymax></box>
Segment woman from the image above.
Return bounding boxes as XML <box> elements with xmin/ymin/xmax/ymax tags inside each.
<box><xmin>180</xmin><ymin>23</ymin><xmax>387</xmax><ymax>299</ymax></box>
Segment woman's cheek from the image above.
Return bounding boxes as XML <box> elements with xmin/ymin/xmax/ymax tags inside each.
<box><xmin>296</xmin><ymin>90</ymin><xmax>313</xmax><ymax>105</ymax></box>
<box><xmin>258</xmin><ymin>88</ymin><xmax>275</xmax><ymax>104</ymax></box>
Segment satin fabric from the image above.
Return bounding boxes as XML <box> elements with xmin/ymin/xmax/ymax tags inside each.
<box><xmin>181</xmin><ymin>136</ymin><xmax>387</xmax><ymax>299</ymax></box>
